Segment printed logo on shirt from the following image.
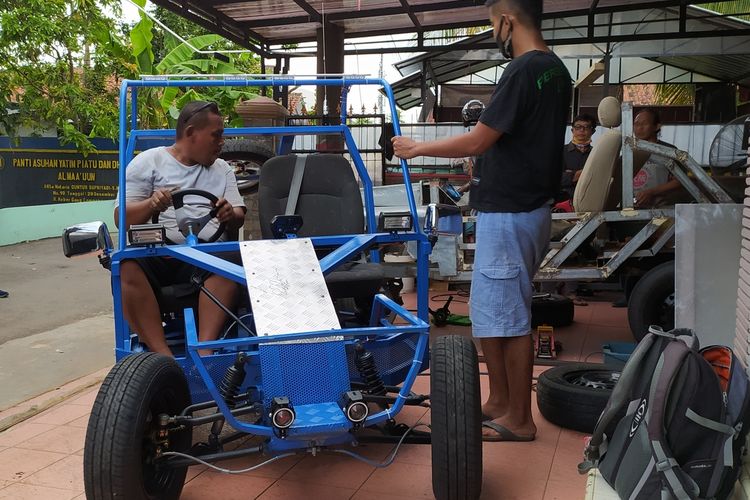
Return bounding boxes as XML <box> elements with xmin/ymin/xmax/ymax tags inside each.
<box><xmin>633</xmin><ymin>169</ymin><xmax>649</xmax><ymax>190</ymax></box>
<box><xmin>536</xmin><ymin>66</ymin><xmax>567</xmax><ymax>90</ymax></box>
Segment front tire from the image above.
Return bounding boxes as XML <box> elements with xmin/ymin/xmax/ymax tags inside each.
<box><xmin>84</xmin><ymin>353</ymin><xmax>192</xmax><ymax>500</ymax></box>
<box><xmin>430</xmin><ymin>335</ymin><xmax>482</xmax><ymax>500</ymax></box>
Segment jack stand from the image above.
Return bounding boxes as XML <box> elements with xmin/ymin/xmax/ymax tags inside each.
<box><xmin>536</xmin><ymin>325</ymin><xmax>557</xmax><ymax>360</ymax></box>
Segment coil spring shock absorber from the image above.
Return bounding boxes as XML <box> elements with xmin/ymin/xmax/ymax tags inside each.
<box><xmin>355</xmin><ymin>344</ymin><xmax>386</xmax><ymax>396</ymax></box>
<box><xmin>219</xmin><ymin>352</ymin><xmax>247</xmax><ymax>405</ymax></box>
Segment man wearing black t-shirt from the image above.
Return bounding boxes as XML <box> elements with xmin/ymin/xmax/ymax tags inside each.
<box><xmin>393</xmin><ymin>0</ymin><xmax>572</xmax><ymax>442</ymax></box>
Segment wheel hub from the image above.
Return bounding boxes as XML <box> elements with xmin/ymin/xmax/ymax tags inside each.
<box><xmin>565</xmin><ymin>370</ymin><xmax>620</xmax><ymax>390</ymax></box>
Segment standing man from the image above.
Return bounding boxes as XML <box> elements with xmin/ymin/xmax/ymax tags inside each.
<box><xmin>559</xmin><ymin>113</ymin><xmax>597</xmax><ymax>206</ymax></box>
<box><xmin>115</xmin><ymin>101</ymin><xmax>246</xmax><ymax>357</ymax></box>
<box><xmin>393</xmin><ymin>0</ymin><xmax>572</xmax><ymax>441</ymax></box>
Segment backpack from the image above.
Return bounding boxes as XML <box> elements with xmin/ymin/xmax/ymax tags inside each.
<box><xmin>579</xmin><ymin>327</ymin><xmax>750</xmax><ymax>499</ymax></box>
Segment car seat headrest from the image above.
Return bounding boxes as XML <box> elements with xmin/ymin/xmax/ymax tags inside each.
<box><xmin>598</xmin><ymin>96</ymin><xmax>622</xmax><ymax>128</ymax></box>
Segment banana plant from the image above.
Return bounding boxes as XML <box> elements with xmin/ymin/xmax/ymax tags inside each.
<box><xmin>126</xmin><ymin>0</ymin><xmax>259</xmax><ymax>129</ymax></box>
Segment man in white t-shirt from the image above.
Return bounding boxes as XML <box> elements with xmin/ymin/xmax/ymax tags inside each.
<box><xmin>114</xmin><ymin>101</ymin><xmax>246</xmax><ymax>356</ymax></box>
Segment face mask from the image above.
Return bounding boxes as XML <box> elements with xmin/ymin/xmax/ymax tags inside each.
<box><xmin>495</xmin><ymin>16</ymin><xmax>514</xmax><ymax>59</ymax></box>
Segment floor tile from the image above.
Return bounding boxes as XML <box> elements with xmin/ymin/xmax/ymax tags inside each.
<box><xmin>179</xmin><ymin>471</ymin><xmax>274</xmax><ymax>500</ymax></box>
<box><xmin>282</xmin><ymin>454</ymin><xmax>375</xmax><ymax>489</ymax></box>
<box><xmin>66</xmin><ymin>415</ymin><xmax>90</xmax><ymax>429</ymax></box>
<box><xmin>30</xmin><ymin>404</ymin><xmax>91</xmax><ymax>426</ymax></box>
<box><xmin>206</xmin><ymin>452</ymin><xmax>303</xmax><ymax>479</ymax></box>
<box><xmin>0</xmin><ymin>447</ymin><xmax>66</xmax><ymax>482</ymax></box>
<box><xmin>257</xmin><ymin>479</ymin><xmax>357</xmax><ymax>500</ymax></box>
<box><xmin>21</xmin><ymin>455</ymin><xmax>83</xmax><ymax>492</ymax></box>
<box><xmin>0</xmin><ymin>483</ymin><xmax>78</xmax><ymax>500</ymax></box>
<box><xmin>16</xmin><ymin>425</ymin><xmax>86</xmax><ymax>454</ymax></box>
<box><xmin>0</xmin><ymin>422</ymin><xmax>57</xmax><ymax>448</ymax></box>
<box><xmin>66</xmin><ymin>390</ymin><xmax>98</xmax><ymax>408</ymax></box>
<box><xmin>358</xmin><ymin>462</ymin><xmax>434</xmax><ymax>498</ymax></box>
<box><xmin>352</xmin><ymin>492</ymin><xmax>425</xmax><ymax>500</ymax></box>
<box><xmin>185</xmin><ymin>465</ymin><xmax>208</xmax><ymax>483</ymax></box>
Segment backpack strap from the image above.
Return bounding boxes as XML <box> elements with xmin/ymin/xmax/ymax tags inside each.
<box><xmin>579</xmin><ymin>333</ymin><xmax>657</xmax><ymax>473</ymax></box>
<box><xmin>686</xmin><ymin>408</ymin><xmax>737</xmax><ymax>497</ymax></box>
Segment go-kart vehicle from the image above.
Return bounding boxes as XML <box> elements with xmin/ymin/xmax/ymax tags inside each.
<box><xmin>63</xmin><ymin>75</ymin><xmax>481</xmax><ymax>500</ymax></box>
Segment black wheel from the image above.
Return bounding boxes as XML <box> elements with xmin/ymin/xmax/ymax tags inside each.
<box><xmin>627</xmin><ymin>261</ymin><xmax>675</xmax><ymax>342</ymax></box>
<box><xmin>531</xmin><ymin>293</ymin><xmax>574</xmax><ymax>328</ymax></box>
<box><xmin>221</xmin><ymin>138</ymin><xmax>274</xmax><ymax>196</ymax></box>
<box><xmin>430</xmin><ymin>335</ymin><xmax>482</xmax><ymax>500</ymax></box>
<box><xmin>84</xmin><ymin>353</ymin><xmax>192</xmax><ymax>500</ymax></box>
<box><xmin>536</xmin><ymin>363</ymin><xmax>621</xmax><ymax>435</ymax></box>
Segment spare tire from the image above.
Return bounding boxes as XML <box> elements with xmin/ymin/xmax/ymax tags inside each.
<box><xmin>536</xmin><ymin>363</ymin><xmax>621</xmax><ymax>435</ymax></box>
<box><xmin>531</xmin><ymin>293</ymin><xmax>574</xmax><ymax>328</ymax></box>
<box><xmin>221</xmin><ymin>138</ymin><xmax>274</xmax><ymax>196</ymax></box>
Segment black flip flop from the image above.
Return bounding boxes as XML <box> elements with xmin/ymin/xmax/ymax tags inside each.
<box><xmin>482</xmin><ymin>421</ymin><xmax>535</xmax><ymax>442</ymax></box>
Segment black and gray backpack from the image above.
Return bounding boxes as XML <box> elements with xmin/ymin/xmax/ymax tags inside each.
<box><xmin>579</xmin><ymin>327</ymin><xmax>750</xmax><ymax>499</ymax></box>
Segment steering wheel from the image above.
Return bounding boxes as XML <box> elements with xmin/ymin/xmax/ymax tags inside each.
<box><xmin>152</xmin><ymin>189</ymin><xmax>227</xmax><ymax>244</ymax></box>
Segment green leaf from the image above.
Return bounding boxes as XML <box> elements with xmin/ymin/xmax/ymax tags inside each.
<box><xmin>159</xmin><ymin>86</ymin><xmax>179</xmax><ymax>110</ymax></box>
<box><xmin>155</xmin><ymin>34</ymin><xmax>224</xmax><ymax>73</ymax></box>
<box><xmin>171</xmin><ymin>59</ymin><xmax>241</xmax><ymax>75</ymax></box>
<box><xmin>130</xmin><ymin>1</ymin><xmax>154</xmax><ymax>74</ymax></box>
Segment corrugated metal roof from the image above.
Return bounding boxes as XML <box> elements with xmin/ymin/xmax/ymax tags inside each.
<box><xmin>149</xmin><ymin>0</ymin><xmax>719</xmax><ymax>52</ymax></box>
<box><xmin>388</xmin><ymin>5</ymin><xmax>750</xmax><ymax>109</ymax></box>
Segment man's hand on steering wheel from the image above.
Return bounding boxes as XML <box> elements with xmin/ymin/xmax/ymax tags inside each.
<box><xmin>213</xmin><ymin>198</ymin><xmax>235</xmax><ymax>224</ymax></box>
<box><xmin>149</xmin><ymin>188</ymin><xmax>174</xmax><ymax>213</ymax></box>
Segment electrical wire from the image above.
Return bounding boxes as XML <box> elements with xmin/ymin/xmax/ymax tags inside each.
<box><xmin>584</xmin><ymin>351</ymin><xmax>604</xmax><ymax>362</ymax></box>
<box><xmin>159</xmin><ymin>451</ymin><xmax>297</xmax><ymax>474</ymax></box>
<box><xmin>327</xmin><ymin>423</ymin><xmax>431</xmax><ymax>468</ymax></box>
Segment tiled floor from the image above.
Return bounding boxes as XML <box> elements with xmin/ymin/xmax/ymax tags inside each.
<box><xmin>0</xmin><ymin>292</ymin><xmax>633</xmax><ymax>500</ymax></box>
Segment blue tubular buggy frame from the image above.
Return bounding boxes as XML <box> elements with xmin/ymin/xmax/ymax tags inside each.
<box><xmin>111</xmin><ymin>76</ymin><xmax>434</xmax><ymax>448</ymax></box>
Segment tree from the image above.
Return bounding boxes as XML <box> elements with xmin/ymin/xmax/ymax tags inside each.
<box><xmin>0</xmin><ymin>0</ymin><xmax>261</xmax><ymax>153</ymax></box>
<box><xmin>0</xmin><ymin>0</ymin><xmax>130</xmax><ymax>153</ymax></box>
<box><xmin>124</xmin><ymin>0</ymin><xmax>261</xmax><ymax>129</ymax></box>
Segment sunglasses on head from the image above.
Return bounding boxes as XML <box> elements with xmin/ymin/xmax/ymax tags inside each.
<box><xmin>181</xmin><ymin>102</ymin><xmax>217</xmax><ymax>124</ymax></box>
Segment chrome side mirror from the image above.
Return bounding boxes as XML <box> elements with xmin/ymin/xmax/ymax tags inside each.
<box><xmin>423</xmin><ymin>203</ymin><xmax>463</xmax><ymax>245</ymax></box>
<box><xmin>62</xmin><ymin>221</ymin><xmax>113</xmax><ymax>258</ymax></box>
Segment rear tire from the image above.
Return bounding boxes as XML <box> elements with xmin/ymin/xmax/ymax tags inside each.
<box><xmin>431</xmin><ymin>335</ymin><xmax>482</xmax><ymax>500</ymax></box>
<box><xmin>531</xmin><ymin>293</ymin><xmax>575</xmax><ymax>328</ymax></box>
<box><xmin>84</xmin><ymin>353</ymin><xmax>192</xmax><ymax>500</ymax></box>
<box><xmin>536</xmin><ymin>363</ymin><xmax>621</xmax><ymax>435</ymax></box>
<box><xmin>627</xmin><ymin>261</ymin><xmax>675</xmax><ymax>342</ymax></box>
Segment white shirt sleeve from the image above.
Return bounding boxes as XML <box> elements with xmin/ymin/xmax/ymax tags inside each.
<box><xmin>218</xmin><ymin>159</ymin><xmax>246</xmax><ymax>210</ymax></box>
<box><xmin>114</xmin><ymin>151</ymin><xmax>156</xmax><ymax>209</ymax></box>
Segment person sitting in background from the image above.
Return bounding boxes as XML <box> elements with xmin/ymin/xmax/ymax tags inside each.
<box><xmin>558</xmin><ymin>113</ymin><xmax>597</xmax><ymax>209</ymax></box>
<box><xmin>633</xmin><ymin>108</ymin><xmax>681</xmax><ymax>208</ymax></box>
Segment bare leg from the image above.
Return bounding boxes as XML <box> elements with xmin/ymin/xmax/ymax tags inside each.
<box><xmin>480</xmin><ymin>338</ymin><xmax>509</xmax><ymax>419</ymax></box>
<box><xmin>482</xmin><ymin>334</ymin><xmax>536</xmax><ymax>440</ymax></box>
<box><xmin>197</xmin><ymin>275</ymin><xmax>239</xmax><ymax>356</ymax></box>
<box><xmin>120</xmin><ymin>261</ymin><xmax>172</xmax><ymax>356</ymax></box>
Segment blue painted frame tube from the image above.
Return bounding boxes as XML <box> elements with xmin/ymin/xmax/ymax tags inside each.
<box><xmin>341</xmin><ymin>129</ymin><xmax>378</xmax><ymax>235</ymax></box>
<box><xmin>184</xmin><ymin>296</ymin><xmax>428</xmax><ymax>431</ymax></box>
<box><xmin>118</xmin><ymin>82</ymin><xmax>129</xmax><ymax>250</ymax></box>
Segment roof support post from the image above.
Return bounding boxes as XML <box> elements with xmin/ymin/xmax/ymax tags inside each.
<box><xmin>316</xmin><ymin>21</ymin><xmax>345</xmax><ymax>149</ymax></box>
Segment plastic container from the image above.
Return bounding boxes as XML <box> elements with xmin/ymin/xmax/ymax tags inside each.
<box><xmin>602</xmin><ymin>342</ymin><xmax>636</xmax><ymax>370</ymax></box>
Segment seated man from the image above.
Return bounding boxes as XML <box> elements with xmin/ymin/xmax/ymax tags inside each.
<box><xmin>633</xmin><ymin>108</ymin><xmax>680</xmax><ymax>208</ymax></box>
<box><xmin>114</xmin><ymin>101</ymin><xmax>247</xmax><ymax>356</ymax></box>
<box><xmin>557</xmin><ymin>113</ymin><xmax>597</xmax><ymax>211</ymax></box>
